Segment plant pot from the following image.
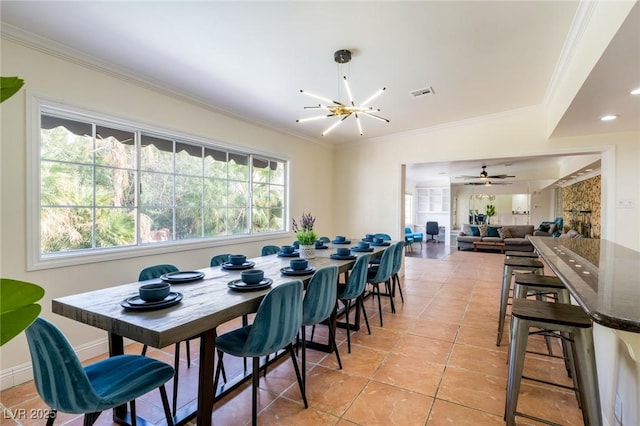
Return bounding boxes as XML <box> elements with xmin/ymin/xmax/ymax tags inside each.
<box><xmin>298</xmin><ymin>244</ymin><xmax>316</xmax><ymax>259</ymax></box>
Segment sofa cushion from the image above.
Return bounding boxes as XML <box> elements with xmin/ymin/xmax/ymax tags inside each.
<box><xmin>469</xmin><ymin>226</ymin><xmax>480</xmax><ymax>237</ymax></box>
<box><xmin>479</xmin><ymin>224</ymin><xmax>488</xmax><ymax>237</ymax></box>
<box><xmin>488</xmin><ymin>226</ymin><xmax>501</xmax><ymax>237</ymax></box>
<box><xmin>457</xmin><ymin>235</ymin><xmax>481</xmax><ymax>243</ymax></box>
<box><xmin>498</xmin><ymin>227</ymin><xmax>512</xmax><ymax>239</ymax></box>
<box><xmin>538</xmin><ymin>224</ymin><xmax>550</xmax><ymax>233</ymax></box>
<box><xmin>483</xmin><ymin>237</ymin><xmax>503</xmax><ymax>243</ymax></box>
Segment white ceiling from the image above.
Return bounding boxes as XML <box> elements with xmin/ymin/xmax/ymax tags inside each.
<box><xmin>1</xmin><ymin>1</ymin><xmax>638</xmax><ymax>182</ymax></box>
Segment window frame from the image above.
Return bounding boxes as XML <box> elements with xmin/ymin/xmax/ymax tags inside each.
<box><xmin>27</xmin><ymin>95</ymin><xmax>290</xmax><ymax>271</ymax></box>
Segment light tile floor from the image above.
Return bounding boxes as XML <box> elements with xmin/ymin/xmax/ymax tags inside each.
<box><xmin>1</xmin><ymin>250</ymin><xmax>585</xmax><ymax>425</ymax></box>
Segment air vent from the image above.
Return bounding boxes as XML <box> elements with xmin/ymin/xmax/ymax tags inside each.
<box><xmin>410</xmin><ymin>86</ymin><xmax>435</xmax><ymax>97</ymax></box>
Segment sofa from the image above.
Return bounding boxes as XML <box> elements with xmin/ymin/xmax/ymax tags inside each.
<box><xmin>456</xmin><ymin>224</ymin><xmax>534</xmax><ymax>252</ymax></box>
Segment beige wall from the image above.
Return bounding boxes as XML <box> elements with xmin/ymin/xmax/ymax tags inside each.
<box><xmin>0</xmin><ymin>39</ymin><xmax>337</xmax><ymax>376</ymax></box>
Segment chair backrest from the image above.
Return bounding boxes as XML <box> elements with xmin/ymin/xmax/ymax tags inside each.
<box><xmin>244</xmin><ymin>280</ymin><xmax>303</xmax><ymax>356</ymax></box>
<box><xmin>368</xmin><ymin>246</ymin><xmax>394</xmax><ymax>284</ymax></box>
<box><xmin>303</xmin><ymin>266</ymin><xmax>338</xmax><ymax>326</ymax></box>
<box><xmin>426</xmin><ymin>221</ymin><xmax>439</xmax><ymax>234</ymax></box>
<box><xmin>210</xmin><ymin>253</ymin><xmax>231</xmax><ymax>267</ymax></box>
<box><xmin>26</xmin><ymin>318</ymin><xmax>101</xmax><ymax>413</ymax></box>
<box><xmin>138</xmin><ymin>264</ymin><xmax>179</xmax><ymax>281</ymax></box>
<box><xmin>390</xmin><ymin>241</ymin><xmax>405</xmax><ymax>275</ymax></box>
<box><xmin>338</xmin><ymin>253</ymin><xmax>372</xmax><ymax>300</ymax></box>
<box><xmin>261</xmin><ymin>245</ymin><xmax>280</xmax><ymax>256</ymax></box>
<box><xmin>404</xmin><ymin>227</ymin><xmax>412</xmax><ymax>235</ymax></box>
<box><xmin>375</xmin><ymin>233</ymin><xmax>391</xmax><ymax>241</ymax></box>
<box><xmin>292</xmin><ymin>240</ymin><xmax>300</xmax><ymax>249</ymax></box>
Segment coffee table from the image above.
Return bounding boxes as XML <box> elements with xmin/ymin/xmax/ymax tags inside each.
<box><xmin>473</xmin><ymin>241</ymin><xmax>505</xmax><ymax>253</ymax></box>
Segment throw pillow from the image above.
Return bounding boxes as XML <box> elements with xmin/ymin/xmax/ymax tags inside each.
<box><xmin>488</xmin><ymin>226</ymin><xmax>501</xmax><ymax>237</ymax></box>
<box><xmin>479</xmin><ymin>224</ymin><xmax>488</xmax><ymax>237</ymax></box>
<box><xmin>498</xmin><ymin>227</ymin><xmax>512</xmax><ymax>239</ymax></box>
<box><xmin>538</xmin><ymin>224</ymin><xmax>550</xmax><ymax>233</ymax></box>
<box><xmin>469</xmin><ymin>226</ymin><xmax>480</xmax><ymax>237</ymax></box>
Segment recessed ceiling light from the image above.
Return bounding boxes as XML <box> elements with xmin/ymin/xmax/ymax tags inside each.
<box><xmin>601</xmin><ymin>115</ymin><xmax>618</xmax><ymax>121</ymax></box>
<box><xmin>631</xmin><ymin>87</ymin><xmax>640</xmax><ymax>95</ymax></box>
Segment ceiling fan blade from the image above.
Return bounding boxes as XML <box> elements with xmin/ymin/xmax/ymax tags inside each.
<box><xmin>488</xmin><ymin>174</ymin><xmax>516</xmax><ymax>179</ymax></box>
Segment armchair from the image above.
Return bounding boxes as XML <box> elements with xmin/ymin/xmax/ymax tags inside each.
<box><xmin>404</xmin><ymin>227</ymin><xmax>423</xmax><ymax>248</ymax></box>
<box><xmin>534</xmin><ymin>217</ymin><xmax>563</xmax><ymax>237</ymax></box>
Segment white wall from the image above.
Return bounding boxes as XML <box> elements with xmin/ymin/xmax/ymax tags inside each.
<box><xmin>0</xmin><ymin>39</ymin><xmax>337</xmax><ymax>380</ymax></box>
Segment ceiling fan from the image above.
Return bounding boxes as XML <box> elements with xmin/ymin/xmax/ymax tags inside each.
<box><xmin>464</xmin><ymin>181</ymin><xmax>512</xmax><ymax>186</ymax></box>
<box><xmin>457</xmin><ymin>165</ymin><xmax>515</xmax><ymax>180</ymax></box>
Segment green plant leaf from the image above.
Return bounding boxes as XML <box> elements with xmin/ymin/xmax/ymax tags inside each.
<box><xmin>0</xmin><ymin>278</ymin><xmax>45</xmax><ymax>346</ymax></box>
<box><xmin>0</xmin><ymin>76</ymin><xmax>25</xmax><ymax>103</ymax></box>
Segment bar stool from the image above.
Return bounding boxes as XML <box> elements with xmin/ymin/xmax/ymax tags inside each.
<box><xmin>497</xmin><ymin>258</ymin><xmax>544</xmax><ymax>346</ymax></box>
<box><xmin>505</xmin><ymin>250</ymin><xmax>538</xmax><ymax>259</ymax></box>
<box><xmin>506</xmin><ymin>299</ymin><xmax>601</xmax><ymax>426</ymax></box>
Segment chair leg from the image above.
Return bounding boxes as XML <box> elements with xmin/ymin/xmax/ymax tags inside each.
<box><xmin>252</xmin><ymin>357</ymin><xmax>259</xmax><ymax>426</ymax></box>
<box><xmin>212</xmin><ymin>350</ymin><xmax>224</xmax><ymax>408</ymax></box>
<box><xmin>393</xmin><ymin>273</ymin><xmax>405</xmax><ymax>304</ymax></box>
<box><xmin>45</xmin><ymin>409</ymin><xmax>57</xmax><ymax>426</ymax></box>
<box><xmin>287</xmin><ymin>344</ymin><xmax>308</xmax><ymax>408</ymax></box>
<box><xmin>83</xmin><ymin>412</ymin><xmax>101</xmax><ymax>426</ymax></box>
<box><xmin>130</xmin><ymin>400</ymin><xmax>136</xmax><ymax>426</ymax></box>
<box><xmin>186</xmin><ymin>339</ymin><xmax>191</xmax><ymax>368</ymax></box>
<box><xmin>158</xmin><ymin>384</ymin><xmax>174</xmax><ymax>426</ymax></box>
<box><xmin>141</xmin><ymin>345</ymin><xmax>148</xmax><ymax>356</ymax></box>
<box><xmin>344</xmin><ymin>299</ymin><xmax>352</xmax><ymax>353</ymax></box>
<box><xmin>374</xmin><ymin>284</ymin><xmax>384</xmax><ymax>327</ymax></box>
<box><xmin>301</xmin><ymin>326</ymin><xmax>307</xmax><ymax>394</ymax></box>
<box><xmin>328</xmin><ymin>322</ymin><xmax>342</xmax><ymax>369</ymax></box>
<box><xmin>358</xmin><ymin>295</ymin><xmax>371</xmax><ymax>334</ymax></box>
<box><xmin>386</xmin><ymin>279</ymin><xmax>396</xmax><ymax>314</ymax></box>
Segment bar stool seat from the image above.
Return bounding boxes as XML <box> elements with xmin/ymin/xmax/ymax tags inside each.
<box><xmin>506</xmin><ymin>299</ymin><xmax>601</xmax><ymax>426</ymax></box>
<box><xmin>497</xmin><ymin>258</ymin><xmax>545</xmax><ymax>346</ymax></box>
<box><xmin>505</xmin><ymin>250</ymin><xmax>538</xmax><ymax>259</ymax></box>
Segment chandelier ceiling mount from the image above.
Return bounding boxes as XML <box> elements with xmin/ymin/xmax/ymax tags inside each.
<box><xmin>297</xmin><ymin>49</ymin><xmax>389</xmax><ymax>136</ymax></box>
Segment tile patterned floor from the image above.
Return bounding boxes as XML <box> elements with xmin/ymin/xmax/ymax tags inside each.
<box><xmin>0</xmin><ymin>250</ymin><xmax>585</xmax><ymax>425</ymax></box>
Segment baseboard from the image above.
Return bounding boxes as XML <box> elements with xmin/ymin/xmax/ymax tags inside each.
<box><xmin>0</xmin><ymin>337</ymin><xmax>110</xmax><ymax>391</ymax></box>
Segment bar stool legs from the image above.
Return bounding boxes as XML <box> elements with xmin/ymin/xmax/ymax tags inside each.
<box><xmin>505</xmin><ymin>299</ymin><xmax>602</xmax><ymax>426</ymax></box>
<box><xmin>497</xmin><ymin>258</ymin><xmax>545</xmax><ymax>346</ymax></box>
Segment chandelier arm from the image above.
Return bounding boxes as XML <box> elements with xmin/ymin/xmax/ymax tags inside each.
<box><xmin>343</xmin><ymin>76</ymin><xmax>355</xmax><ymax>106</ymax></box>
<box><xmin>361</xmin><ymin>112</ymin><xmax>390</xmax><ymax>123</ymax></box>
<box><xmin>300</xmin><ymin>89</ymin><xmax>344</xmax><ymax>106</ymax></box>
<box><xmin>321</xmin><ymin>114</ymin><xmax>351</xmax><ymax>136</ymax></box>
<box><xmin>355</xmin><ymin>113</ymin><xmax>363</xmax><ymax>136</ymax></box>
<box><xmin>361</xmin><ymin>88</ymin><xmax>386</xmax><ymax>107</ymax></box>
<box><xmin>296</xmin><ymin>114</ymin><xmax>338</xmax><ymax>123</ymax></box>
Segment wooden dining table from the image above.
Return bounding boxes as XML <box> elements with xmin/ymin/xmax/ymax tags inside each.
<box><xmin>52</xmin><ymin>239</ymin><xmax>390</xmax><ymax>426</ymax></box>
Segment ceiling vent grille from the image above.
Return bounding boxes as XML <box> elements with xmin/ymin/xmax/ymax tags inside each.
<box><xmin>410</xmin><ymin>86</ymin><xmax>435</xmax><ymax>97</ymax></box>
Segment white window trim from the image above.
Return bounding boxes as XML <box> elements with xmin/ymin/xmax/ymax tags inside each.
<box><xmin>27</xmin><ymin>93</ymin><xmax>290</xmax><ymax>271</ymax></box>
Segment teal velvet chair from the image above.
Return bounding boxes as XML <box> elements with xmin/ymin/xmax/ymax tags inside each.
<box><xmin>213</xmin><ymin>280</ymin><xmax>307</xmax><ymax>425</ymax></box>
<box><xmin>404</xmin><ymin>227</ymin><xmax>423</xmax><ymax>247</ymax></box>
<box><xmin>390</xmin><ymin>241</ymin><xmax>405</xmax><ymax>304</ymax></box>
<box><xmin>138</xmin><ymin>264</ymin><xmax>209</xmax><ymax>415</ymax></box>
<box><xmin>25</xmin><ymin>317</ymin><xmax>175</xmax><ymax>426</ymax></box>
<box><xmin>210</xmin><ymin>253</ymin><xmax>231</xmax><ymax>267</ymax></box>
<box><xmin>301</xmin><ymin>266</ymin><xmax>341</xmax><ymax>391</ymax></box>
<box><xmin>337</xmin><ymin>253</ymin><xmax>372</xmax><ymax>353</ymax></box>
<box><xmin>366</xmin><ymin>245</ymin><xmax>396</xmax><ymax>326</ymax></box>
<box><xmin>261</xmin><ymin>245</ymin><xmax>280</xmax><ymax>256</ymax></box>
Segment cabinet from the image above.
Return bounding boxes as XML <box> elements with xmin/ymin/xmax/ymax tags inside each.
<box><xmin>416</xmin><ymin>187</ymin><xmax>450</xmax><ymax>229</ymax></box>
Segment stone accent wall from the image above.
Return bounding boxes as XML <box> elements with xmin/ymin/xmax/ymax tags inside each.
<box><xmin>561</xmin><ymin>175</ymin><xmax>601</xmax><ymax>238</ymax></box>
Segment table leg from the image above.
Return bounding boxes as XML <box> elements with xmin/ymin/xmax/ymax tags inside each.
<box><xmin>108</xmin><ymin>334</ymin><xmax>127</xmax><ymax>421</ymax></box>
<box><xmin>197</xmin><ymin>329</ymin><xmax>217</xmax><ymax>426</ymax></box>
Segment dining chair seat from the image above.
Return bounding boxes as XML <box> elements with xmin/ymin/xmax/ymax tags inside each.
<box><xmin>26</xmin><ymin>318</ymin><xmax>175</xmax><ymax>426</ymax></box>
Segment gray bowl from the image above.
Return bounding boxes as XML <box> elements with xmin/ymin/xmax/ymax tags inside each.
<box><xmin>228</xmin><ymin>254</ymin><xmax>247</xmax><ymax>265</ymax></box>
<box><xmin>139</xmin><ymin>282</ymin><xmax>170</xmax><ymax>302</ymax></box>
<box><xmin>241</xmin><ymin>269</ymin><xmax>264</xmax><ymax>284</ymax></box>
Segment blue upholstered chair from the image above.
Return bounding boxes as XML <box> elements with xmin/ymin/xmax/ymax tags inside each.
<box><xmin>138</xmin><ymin>264</ymin><xmax>213</xmax><ymax>415</ymax></box>
<box><xmin>261</xmin><ymin>245</ymin><xmax>280</xmax><ymax>256</ymax></box>
<box><xmin>25</xmin><ymin>317</ymin><xmax>175</xmax><ymax>426</ymax></box>
<box><xmin>292</xmin><ymin>240</ymin><xmax>300</xmax><ymax>249</ymax></box>
<box><xmin>301</xmin><ymin>266</ymin><xmax>341</xmax><ymax>391</ymax></box>
<box><xmin>404</xmin><ymin>227</ymin><xmax>423</xmax><ymax>248</ymax></box>
<box><xmin>210</xmin><ymin>253</ymin><xmax>231</xmax><ymax>267</ymax></box>
<box><xmin>337</xmin><ymin>253</ymin><xmax>372</xmax><ymax>353</ymax></box>
<box><xmin>390</xmin><ymin>241</ymin><xmax>405</xmax><ymax>304</ymax></box>
<box><xmin>366</xmin><ymin>246</ymin><xmax>396</xmax><ymax>326</ymax></box>
<box><xmin>213</xmin><ymin>281</ymin><xmax>307</xmax><ymax>425</ymax></box>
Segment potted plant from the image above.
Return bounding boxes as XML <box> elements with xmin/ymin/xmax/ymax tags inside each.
<box><xmin>292</xmin><ymin>212</ymin><xmax>318</xmax><ymax>259</ymax></box>
<box><xmin>485</xmin><ymin>204</ymin><xmax>496</xmax><ymax>225</ymax></box>
<box><xmin>1</xmin><ymin>278</ymin><xmax>44</xmax><ymax>346</ymax></box>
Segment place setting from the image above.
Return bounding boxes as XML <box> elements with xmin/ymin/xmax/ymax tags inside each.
<box><xmin>221</xmin><ymin>254</ymin><xmax>256</xmax><ymax>270</ymax></box>
<box><xmin>314</xmin><ymin>240</ymin><xmax>329</xmax><ymax>249</ymax></box>
<box><xmin>351</xmin><ymin>241</ymin><xmax>374</xmax><ymax>252</ymax></box>
<box><xmin>121</xmin><ymin>282</ymin><xmax>183</xmax><ymax>311</ymax></box>
<box><xmin>227</xmin><ymin>269</ymin><xmax>272</xmax><ymax>292</ymax></box>
<box><xmin>280</xmin><ymin>258</ymin><xmax>316</xmax><ymax>276</ymax></box>
<box><xmin>330</xmin><ymin>247</ymin><xmax>357</xmax><ymax>260</ymax></box>
<box><xmin>371</xmin><ymin>236</ymin><xmax>390</xmax><ymax>246</ymax></box>
<box><xmin>331</xmin><ymin>235</ymin><xmax>351</xmax><ymax>244</ymax></box>
<box><xmin>277</xmin><ymin>245</ymin><xmax>300</xmax><ymax>257</ymax></box>
<box><xmin>159</xmin><ymin>270</ymin><xmax>205</xmax><ymax>283</ymax></box>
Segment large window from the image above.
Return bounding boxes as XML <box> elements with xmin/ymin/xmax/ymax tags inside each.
<box><xmin>34</xmin><ymin>103</ymin><xmax>287</xmax><ymax>266</ymax></box>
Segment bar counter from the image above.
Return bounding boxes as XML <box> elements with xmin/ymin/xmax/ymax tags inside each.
<box><xmin>529</xmin><ymin>236</ymin><xmax>639</xmax><ymax>333</ymax></box>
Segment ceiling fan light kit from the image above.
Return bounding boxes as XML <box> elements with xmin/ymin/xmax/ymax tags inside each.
<box><xmin>297</xmin><ymin>49</ymin><xmax>389</xmax><ymax>136</ymax></box>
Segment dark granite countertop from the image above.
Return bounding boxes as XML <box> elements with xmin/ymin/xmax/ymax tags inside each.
<box><xmin>530</xmin><ymin>237</ymin><xmax>640</xmax><ymax>333</ymax></box>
